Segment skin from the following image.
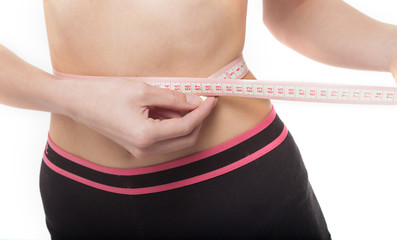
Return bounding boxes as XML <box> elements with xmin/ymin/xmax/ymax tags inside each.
<box><xmin>1</xmin><ymin>0</ymin><xmax>397</xmax><ymax>169</ymax></box>
<box><xmin>42</xmin><ymin>0</ymin><xmax>273</xmax><ymax>168</ymax></box>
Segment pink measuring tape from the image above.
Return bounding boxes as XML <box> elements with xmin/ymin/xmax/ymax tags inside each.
<box><xmin>53</xmin><ymin>55</ymin><xmax>397</xmax><ymax>105</ymax></box>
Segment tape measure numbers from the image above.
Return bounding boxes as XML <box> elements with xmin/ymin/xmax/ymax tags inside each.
<box><xmin>130</xmin><ymin>77</ymin><xmax>397</xmax><ymax>105</ymax></box>
<box><xmin>53</xmin><ymin>55</ymin><xmax>397</xmax><ymax>105</ymax></box>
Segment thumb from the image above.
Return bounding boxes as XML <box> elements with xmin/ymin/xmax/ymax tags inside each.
<box><xmin>142</xmin><ymin>85</ymin><xmax>204</xmax><ymax>110</ymax></box>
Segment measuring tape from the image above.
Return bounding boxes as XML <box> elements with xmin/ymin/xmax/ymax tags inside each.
<box><xmin>127</xmin><ymin>77</ymin><xmax>397</xmax><ymax>105</ymax></box>
<box><xmin>53</xmin><ymin>56</ymin><xmax>397</xmax><ymax>105</ymax></box>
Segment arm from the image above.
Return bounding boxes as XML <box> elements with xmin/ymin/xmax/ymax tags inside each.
<box><xmin>0</xmin><ymin>44</ymin><xmax>217</xmax><ymax>158</ymax></box>
<box><xmin>262</xmin><ymin>0</ymin><xmax>397</xmax><ymax>75</ymax></box>
<box><xmin>0</xmin><ymin>44</ymin><xmax>65</xmax><ymax>112</ymax></box>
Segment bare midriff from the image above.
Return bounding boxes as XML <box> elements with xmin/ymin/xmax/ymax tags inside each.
<box><xmin>43</xmin><ymin>0</ymin><xmax>272</xmax><ymax>168</ymax></box>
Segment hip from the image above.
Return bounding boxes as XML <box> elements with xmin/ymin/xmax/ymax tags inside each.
<box><xmin>41</xmin><ymin>108</ymin><xmax>331</xmax><ymax>239</ymax></box>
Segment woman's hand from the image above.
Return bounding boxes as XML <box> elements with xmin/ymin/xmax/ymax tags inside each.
<box><xmin>53</xmin><ymin>77</ymin><xmax>217</xmax><ymax>158</ymax></box>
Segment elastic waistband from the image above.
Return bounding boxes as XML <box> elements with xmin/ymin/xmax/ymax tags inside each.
<box><xmin>53</xmin><ymin>55</ymin><xmax>249</xmax><ymax>80</ymax></box>
<box><xmin>43</xmin><ymin>106</ymin><xmax>289</xmax><ymax>195</ymax></box>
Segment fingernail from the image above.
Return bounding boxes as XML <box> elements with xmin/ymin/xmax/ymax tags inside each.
<box><xmin>199</xmin><ymin>96</ymin><xmax>207</xmax><ymax>101</ymax></box>
<box><xmin>186</xmin><ymin>94</ymin><xmax>203</xmax><ymax>106</ymax></box>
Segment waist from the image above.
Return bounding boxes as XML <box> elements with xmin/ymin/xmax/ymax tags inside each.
<box><xmin>49</xmin><ymin>57</ymin><xmax>272</xmax><ymax>168</ymax></box>
<box><xmin>44</xmin><ymin>106</ymin><xmax>284</xmax><ymax>195</ymax></box>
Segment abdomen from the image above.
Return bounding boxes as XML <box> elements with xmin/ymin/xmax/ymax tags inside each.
<box><xmin>44</xmin><ymin>0</ymin><xmax>273</xmax><ymax>168</ymax></box>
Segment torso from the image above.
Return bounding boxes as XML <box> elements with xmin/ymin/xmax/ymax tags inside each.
<box><xmin>43</xmin><ymin>0</ymin><xmax>272</xmax><ymax>168</ymax></box>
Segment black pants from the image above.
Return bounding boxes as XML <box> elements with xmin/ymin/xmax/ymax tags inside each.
<box><xmin>40</xmin><ymin>107</ymin><xmax>331</xmax><ymax>239</ymax></box>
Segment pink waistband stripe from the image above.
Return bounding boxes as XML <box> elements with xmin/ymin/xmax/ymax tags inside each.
<box><xmin>43</xmin><ymin>125</ymin><xmax>288</xmax><ymax>195</ymax></box>
<box><xmin>47</xmin><ymin>106</ymin><xmax>276</xmax><ymax>176</ymax></box>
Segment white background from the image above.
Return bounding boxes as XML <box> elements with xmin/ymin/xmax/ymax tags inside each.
<box><xmin>0</xmin><ymin>1</ymin><xmax>396</xmax><ymax>239</ymax></box>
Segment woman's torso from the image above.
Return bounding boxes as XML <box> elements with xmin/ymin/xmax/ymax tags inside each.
<box><xmin>43</xmin><ymin>0</ymin><xmax>272</xmax><ymax>168</ymax></box>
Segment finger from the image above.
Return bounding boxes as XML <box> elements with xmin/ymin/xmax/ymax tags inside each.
<box><xmin>146</xmin><ymin>97</ymin><xmax>217</xmax><ymax>142</ymax></box>
<box><xmin>139</xmin><ymin>123</ymin><xmax>203</xmax><ymax>157</ymax></box>
<box><xmin>148</xmin><ymin>110</ymin><xmax>167</xmax><ymax>120</ymax></box>
<box><xmin>143</xmin><ymin>85</ymin><xmax>204</xmax><ymax>110</ymax></box>
<box><xmin>150</xmin><ymin>107</ymin><xmax>183</xmax><ymax>119</ymax></box>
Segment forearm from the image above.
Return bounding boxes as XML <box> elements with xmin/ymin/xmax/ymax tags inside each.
<box><xmin>263</xmin><ymin>0</ymin><xmax>397</xmax><ymax>72</ymax></box>
<box><xmin>0</xmin><ymin>44</ymin><xmax>67</xmax><ymax>114</ymax></box>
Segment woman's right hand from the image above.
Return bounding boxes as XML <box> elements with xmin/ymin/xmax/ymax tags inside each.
<box><xmin>53</xmin><ymin>77</ymin><xmax>217</xmax><ymax>158</ymax></box>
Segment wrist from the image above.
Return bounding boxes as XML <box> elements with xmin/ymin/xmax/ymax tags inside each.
<box><xmin>42</xmin><ymin>77</ymin><xmax>79</xmax><ymax>117</ymax></box>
